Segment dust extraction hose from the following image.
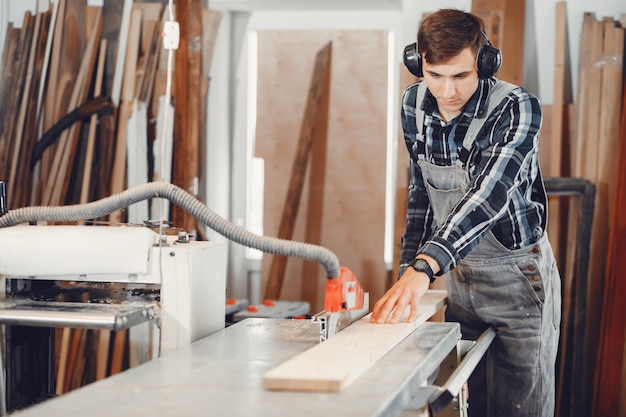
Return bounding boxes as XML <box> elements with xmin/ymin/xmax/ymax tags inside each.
<box><xmin>0</xmin><ymin>182</ymin><xmax>341</xmax><ymax>279</ymax></box>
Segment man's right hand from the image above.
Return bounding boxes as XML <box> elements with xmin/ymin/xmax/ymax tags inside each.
<box><xmin>370</xmin><ymin>268</ymin><xmax>431</xmax><ymax>324</ymax></box>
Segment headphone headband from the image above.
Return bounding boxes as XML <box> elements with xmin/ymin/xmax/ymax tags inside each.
<box><xmin>403</xmin><ymin>38</ymin><xmax>502</xmax><ymax>79</ymax></box>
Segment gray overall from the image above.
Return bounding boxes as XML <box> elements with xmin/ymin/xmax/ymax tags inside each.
<box><xmin>413</xmin><ymin>81</ymin><xmax>561</xmax><ymax>417</ymax></box>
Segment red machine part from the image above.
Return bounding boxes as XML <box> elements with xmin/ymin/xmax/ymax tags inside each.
<box><xmin>323</xmin><ymin>267</ymin><xmax>365</xmax><ymax>313</ymax></box>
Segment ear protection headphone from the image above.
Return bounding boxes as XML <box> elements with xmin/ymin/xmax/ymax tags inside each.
<box><xmin>403</xmin><ymin>35</ymin><xmax>502</xmax><ymax>79</ymax></box>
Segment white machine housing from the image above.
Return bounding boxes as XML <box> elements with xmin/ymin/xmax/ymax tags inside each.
<box><xmin>0</xmin><ymin>224</ymin><xmax>227</xmax><ymax>356</ymax></box>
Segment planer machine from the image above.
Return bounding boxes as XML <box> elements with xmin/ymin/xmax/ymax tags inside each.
<box><xmin>0</xmin><ymin>182</ymin><xmax>493</xmax><ymax>416</ymax></box>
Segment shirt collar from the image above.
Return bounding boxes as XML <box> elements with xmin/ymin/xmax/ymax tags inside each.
<box><xmin>420</xmin><ymin>77</ymin><xmax>496</xmax><ymax>120</ymax></box>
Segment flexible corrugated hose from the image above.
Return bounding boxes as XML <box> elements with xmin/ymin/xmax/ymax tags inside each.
<box><xmin>0</xmin><ymin>182</ymin><xmax>341</xmax><ymax>279</ymax></box>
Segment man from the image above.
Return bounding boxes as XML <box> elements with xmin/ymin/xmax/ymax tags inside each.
<box><xmin>370</xmin><ymin>9</ymin><xmax>561</xmax><ymax>417</ymax></box>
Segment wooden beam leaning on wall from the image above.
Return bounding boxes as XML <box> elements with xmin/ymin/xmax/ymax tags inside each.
<box><xmin>592</xmin><ymin>13</ymin><xmax>626</xmax><ymax>417</ymax></box>
<box><xmin>171</xmin><ymin>0</ymin><xmax>203</xmax><ymax>233</ymax></box>
<box><xmin>471</xmin><ymin>0</ymin><xmax>525</xmax><ymax>85</ymax></box>
<box><xmin>263</xmin><ymin>42</ymin><xmax>332</xmax><ymax>302</ymax></box>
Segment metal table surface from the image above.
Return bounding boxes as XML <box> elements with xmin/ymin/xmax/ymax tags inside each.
<box><xmin>13</xmin><ymin>318</ymin><xmax>461</xmax><ymax>417</ymax></box>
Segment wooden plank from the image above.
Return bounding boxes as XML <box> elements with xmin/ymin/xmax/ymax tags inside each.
<box><xmin>55</xmin><ymin>327</ymin><xmax>72</xmax><ymax>395</ymax></box>
<box><xmin>549</xmin><ymin>5</ymin><xmax>571</xmax><ymax>413</ymax></box>
<box><xmin>4</xmin><ymin>12</ymin><xmax>34</xmax><ymax>203</ymax></box>
<box><xmin>593</xmin><ymin>56</ymin><xmax>626</xmax><ymax>417</ymax></box>
<box><xmin>21</xmin><ymin>10</ymin><xmax>52</xmax><ymax>207</ymax></box>
<box><xmin>578</xmin><ymin>18</ymin><xmax>607</xmax><ymax>405</ymax></box>
<box><xmin>80</xmin><ymin>38</ymin><xmax>107</xmax><ymax>207</ymax></box>
<box><xmin>547</xmin><ymin>1</ymin><xmax>569</xmax><ymax>270</ymax></box>
<box><xmin>300</xmin><ymin>44</ymin><xmax>331</xmax><ymax>308</ymax></box>
<box><xmin>263</xmin><ymin>290</ymin><xmax>446</xmax><ymax>392</ymax></box>
<box><xmin>43</xmin><ymin>0</ymin><xmax>66</xmax><ymax>132</ymax></box>
<box><xmin>471</xmin><ymin>0</ymin><xmax>525</xmax><ymax>85</ymax></box>
<box><xmin>264</xmin><ymin>42</ymin><xmax>331</xmax><ymax>301</ymax></box>
<box><xmin>8</xmin><ymin>11</ymin><xmax>41</xmax><ymax>207</ymax></box>
<box><xmin>109</xmin><ymin>7</ymin><xmax>142</xmax><ymax>223</ymax></box>
<box><xmin>110</xmin><ymin>329</ymin><xmax>127</xmax><ymax>376</ymax></box>
<box><xmin>172</xmin><ymin>0</ymin><xmax>204</xmax><ymax>233</ymax></box>
<box><xmin>597</xmin><ymin>20</ymin><xmax>624</xmax><ymax>215</ymax></box>
<box><xmin>95</xmin><ymin>330</ymin><xmax>111</xmax><ymax>381</ymax></box>
<box><xmin>0</xmin><ymin>26</ymin><xmax>20</xmax><ymax>182</ymax></box>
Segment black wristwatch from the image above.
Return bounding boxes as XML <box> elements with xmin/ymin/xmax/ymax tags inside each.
<box><xmin>410</xmin><ymin>258</ymin><xmax>435</xmax><ymax>283</ymax></box>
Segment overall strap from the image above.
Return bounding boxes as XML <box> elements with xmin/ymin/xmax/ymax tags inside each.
<box><xmin>414</xmin><ymin>81</ymin><xmax>429</xmax><ymax>137</ymax></box>
<box><xmin>458</xmin><ymin>80</ymin><xmax>518</xmax><ymax>167</ymax></box>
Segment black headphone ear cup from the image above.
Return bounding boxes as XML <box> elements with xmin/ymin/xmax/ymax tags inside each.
<box><xmin>477</xmin><ymin>44</ymin><xmax>502</xmax><ymax>79</ymax></box>
<box><xmin>403</xmin><ymin>43</ymin><xmax>423</xmax><ymax>78</ymax></box>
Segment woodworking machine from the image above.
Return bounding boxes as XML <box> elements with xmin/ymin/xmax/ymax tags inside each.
<box><xmin>0</xmin><ymin>224</ymin><xmax>227</xmax><ymax>354</ymax></box>
<box><xmin>0</xmin><ymin>182</ymin><xmax>494</xmax><ymax>416</ymax></box>
<box><xmin>0</xmin><ymin>223</ymin><xmax>227</xmax><ymax>411</ymax></box>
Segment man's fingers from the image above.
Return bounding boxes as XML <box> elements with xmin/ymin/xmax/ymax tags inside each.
<box><xmin>371</xmin><ymin>293</ymin><xmax>398</xmax><ymax>323</ymax></box>
<box><xmin>389</xmin><ymin>293</ymin><xmax>411</xmax><ymax>323</ymax></box>
<box><xmin>407</xmin><ymin>301</ymin><xmax>420</xmax><ymax>323</ymax></box>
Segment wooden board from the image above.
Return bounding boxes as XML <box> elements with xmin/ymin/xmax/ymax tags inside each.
<box><xmin>593</xmin><ymin>18</ymin><xmax>626</xmax><ymax>417</ymax></box>
<box><xmin>264</xmin><ymin>43</ymin><xmax>331</xmax><ymax>301</ymax></box>
<box><xmin>256</xmin><ymin>30</ymin><xmax>389</xmax><ymax>312</ymax></box>
<box><xmin>471</xmin><ymin>0</ymin><xmax>526</xmax><ymax>85</ymax></box>
<box><xmin>262</xmin><ymin>290</ymin><xmax>446</xmax><ymax>392</ymax></box>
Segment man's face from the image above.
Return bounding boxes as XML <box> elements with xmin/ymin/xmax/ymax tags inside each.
<box><xmin>422</xmin><ymin>47</ymin><xmax>480</xmax><ymax>121</ymax></box>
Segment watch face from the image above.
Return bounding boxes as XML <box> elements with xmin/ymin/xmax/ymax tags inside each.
<box><xmin>412</xmin><ymin>259</ymin><xmax>428</xmax><ymax>270</ymax></box>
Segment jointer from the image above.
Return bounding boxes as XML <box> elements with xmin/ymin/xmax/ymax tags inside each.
<box><xmin>11</xmin><ymin>318</ymin><xmax>472</xmax><ymax>417</ymax></box>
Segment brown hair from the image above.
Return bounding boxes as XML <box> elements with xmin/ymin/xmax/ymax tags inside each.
<box><xmin>417</xmin><ymin>9</ymin><xmax>487</xmax><ymax>65</ymax></box>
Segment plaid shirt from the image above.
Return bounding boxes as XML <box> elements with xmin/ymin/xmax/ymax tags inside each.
<box><xmin>399</xmin><ymin>78</ymin><xmax>547</xmax><ymax>275</ymax></box>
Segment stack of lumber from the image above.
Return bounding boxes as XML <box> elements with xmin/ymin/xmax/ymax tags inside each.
<box><xmin>543</xmin><ymin>9</ymin><xmax>626</xmax><ymax>417</ymax></box>
<box><xmin>572</xmin><ymin>12</ymin><xmax>625</xmax><ymax>417</ymax></box>
<box><xmin>0</xmin><ymin>0</ymin><xmax>221</xmax><ymax>232</ymax></box>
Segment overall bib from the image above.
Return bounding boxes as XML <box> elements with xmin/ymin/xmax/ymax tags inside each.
<box><xmin>413</xmin><ymin>81</ymin><xmax>561</xmax><ymax>417</ymax></box>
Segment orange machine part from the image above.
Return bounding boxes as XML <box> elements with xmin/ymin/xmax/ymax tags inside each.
<box><xmin>323</xmin><ymin>267</ymin><xmax>364</xmax><ymax>312</ymax></box>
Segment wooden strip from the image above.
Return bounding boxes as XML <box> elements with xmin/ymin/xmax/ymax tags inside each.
<box><xmin>95</xmin><ymin>330</ymin><xmax>111</xmax><ymax>381</ymax></box>
<box><xmin>109</xmin><ymin>7</ymin><xmax>142</xmax><ymax>223</ymax></box>
<box><xmin>22</xmin><ymin>11</ymin><xmax>52</xmax><ymax>207</ymax></box>
<box><xmin>0</xmin><ymin>26</ymin><xmax>19</xmax><ymax>182</ymax></box>
<box><xmin>8</xmin><ymin>11</ymin><xmax>41</xmax><ymax>207</ymax></box>
<box><xmin>264</xmin><ymin>43</ymin><xmax>332</xmax><ymax>300</ymax></box>
<box><xmin>549</xmin><ymin>4</ymin><xmax>570</xmax><ymax>412</ymax></box>
<box><xmin>300</xmin><ymin>45</ymin><xmax>331</xmax><ymax>309</ymax></box>
<box><xmin>597</xmin><ymin>21</ymin><xmax>624</xmax><ymax>214</ymax></box>
<box><xmin>263</xmin><ymin>290</ymin><xmax>446</xmax><ymax>392</ymax></box>
<box><xmin>4</xmin><ymin>12</ymin><xmax>34</xmax><ymax>203</ymax></box>
<box><xmin>43</xmin><ymin>0</ymin><xmax>66</xmax><ymax>131</ymax></box>
<box><xmin>110</xmin><ymin>329</ymin><xmax>127</xmax><ymax>376</ymax></box>
<box><xmin>55</xmin><ymin>327</ymin><xmax>72</xmax><ymax>395</ymax></box>
<box><xmin>172</xmin><ymin>0</ymin><xmax>204</xmax><ymax>233</ymax></box>
<box><xmin>80</xmin><ymin>38</ymin><xmax>107</xmax><ymax>207</ymax></box>
<box><xmin>593</xmin><ymin>52</ymin><xmax>626</xmax><ymax>417</ymax></box>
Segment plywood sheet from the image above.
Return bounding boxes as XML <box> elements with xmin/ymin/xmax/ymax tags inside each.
<box><xmin>256</xmin><ymin>30</ymin><xmax>389</xmax><ymax>311</ymax></box>
<box><xmin>262</xmin><ymin>290</ymin><xmax>446</xmax><ymax>392</ymax></box>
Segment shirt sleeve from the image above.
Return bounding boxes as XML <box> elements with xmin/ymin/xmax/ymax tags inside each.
<box><xmin>398</xmin><ymin>85</ymin><xmax>435</xmax><ymax>277</ymax></box>
<box><xmin>417</xmin><ymin>88</ymin><xmax>543</xmax><ymax>273</ymax></box>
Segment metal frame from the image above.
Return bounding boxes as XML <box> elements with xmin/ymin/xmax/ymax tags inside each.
<box><xmin>543</xmin><ymin>176</ymin><xmax>595</xmax><ymax>417</ymax></box>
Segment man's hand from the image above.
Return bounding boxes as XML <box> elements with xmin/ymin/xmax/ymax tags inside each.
<box><xmin>370</xmin><ymin>269</ymin><xmax>431</xmax><ymax>324</ymax></box>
